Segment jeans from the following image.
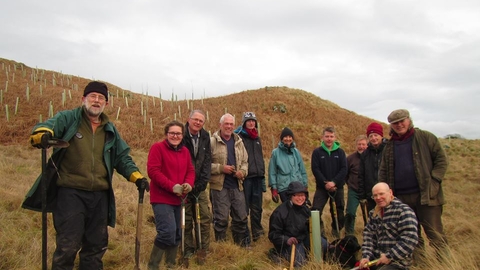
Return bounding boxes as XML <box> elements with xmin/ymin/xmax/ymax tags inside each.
<box><xmin>152</xmin><ymin>203</ymin><xmax>181</xmax><ymax>249</ymax></box>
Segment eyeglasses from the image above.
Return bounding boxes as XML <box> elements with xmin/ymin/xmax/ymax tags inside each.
<box><xmin>167</xmin><ymin>132</ymin><xmax>183</xmax><ymax>137</ymax></box>
<box><xmin>86</xmin><ymin>94</ymin><xmax>106</xmax><ymax>101</ymax></box>
<box><xmin>190</xmin><ymin>118</ymin><xmax>205</xmax><ymax>124</ymax></box>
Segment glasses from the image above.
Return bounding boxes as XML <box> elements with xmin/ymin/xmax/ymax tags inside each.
<box><xmin>190</xmin><ymin>118</ymin><xmax>205</xmax><ymax>124</ymax></box>
<box><xmin>86</xmin><ymin>94</ymin><xmax>106</xmax><ymax>101</ymax></box>
<box><xmin>167</xmin><ymin>132</ymin><xmax>183</xmax><ymax>137</ymax></box>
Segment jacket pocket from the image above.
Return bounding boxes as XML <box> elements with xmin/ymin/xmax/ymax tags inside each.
<box><xmin>429</xmin><ymin>178</ymin><xmax>440</xmax><ymax>200</ymax></box>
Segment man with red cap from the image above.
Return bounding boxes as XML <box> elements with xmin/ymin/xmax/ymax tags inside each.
<box><xmin>358</xmin><ymin>122</ymin><xmax>387</xmax><ymax>212</ymax></box>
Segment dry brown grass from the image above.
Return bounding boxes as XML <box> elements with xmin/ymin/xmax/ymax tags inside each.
<box><xmin>1</xmin><ymin>58</ymin><xmax>479</xmax><ymax>269</ymax></box>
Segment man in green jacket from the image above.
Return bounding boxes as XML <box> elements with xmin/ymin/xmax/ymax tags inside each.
<box><xmin>22</xmin><ymin>81</ymin><xmax>149</xmax><ymax>270</ymax></box>
<box><xmin>378</xmin><ymin>109</ymin><xmax>448</xmax><ymax>264</ymax></box>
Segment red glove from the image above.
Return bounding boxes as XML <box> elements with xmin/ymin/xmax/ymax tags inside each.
<box><xmin>271</xmin><ymin>188</ymin><xmax>280</xmax><ymax>203</ymax></box>
<box><xmin>286</xmin><ymin>237</ymin><xmax>298</xmax><ymax>246</ymax></box>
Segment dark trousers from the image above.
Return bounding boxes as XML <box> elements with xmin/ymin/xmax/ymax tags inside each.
<box><xmin>211</xmin><ymin>188</ymin><xmax>247</xmax><ymax>245</ymax></box>
<box><xmin>52</xmin><ymin>187</ymin><xmax>108</xmax><ymax>270</ymax></box>
<box><xmin>184</xmin><ymin>191</ymin><xmax>211</xmax><ymax>255</ymax></box>
<box><xmin>312</xmin><ymin>188</ymin><xmax>345</xmax><ymax>237</ymax></box>
<box><xmin>152</xmin><ymin>203</ymin><xmax>181</xmax><ymax>248</ymax></box>
<box><xmin>396</xmin><ymin>193</ymin><xmax>448</xmax><ymax>259</ymax></box>
<box><xmin>243</xmin><ymin>177</ymin><xmax>264</xmax><ymax>243</ymax></box>
<box><xmin>345</xmin><ymin>188</ymin><xmax>360</xmax><ymax>235</ymax></box>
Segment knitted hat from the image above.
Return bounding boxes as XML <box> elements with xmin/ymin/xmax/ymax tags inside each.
<box><xmin>280</xmin><ymin>127</ymin><xmax>294</xmax><ymax>140</ymax></box>
<box><xmin>286</xmin><ymin>181</ymin><xmax>307</xmax><ymax>196</ymax></box>
<box><xmin>84</xmin><ymin>81</ymin><xmax>109</xmax><ymax>101</ymax></box>
<box><xmin>388</xmin><ymin>109</ymin><xmax>410</xmax><ymax>124</ymax></box>
<box><xmin>242</xmin><ymin>112</ymin><xmax>257</xmax><ymax>127</ymax></box>
<box><xmin>366</xmin><ymin>122</ymin><xmax>383</xmax><ymax>137</ymax></box>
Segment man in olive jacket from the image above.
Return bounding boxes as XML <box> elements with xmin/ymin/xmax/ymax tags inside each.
<box><xmin>378</xmin><ymin>109</ymin><xmax>448</xmax><ymax>262</ymax></box>
<box><xmin>22</xmin><ymin>81</ymin><xmax>149</xmax><ymax>270</ymax></box>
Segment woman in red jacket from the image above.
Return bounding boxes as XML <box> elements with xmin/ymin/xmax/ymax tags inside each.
<box><xmin>147</xmin><ymin>120</ymin><xmax>195</xmax><ymax>269</ymax></box>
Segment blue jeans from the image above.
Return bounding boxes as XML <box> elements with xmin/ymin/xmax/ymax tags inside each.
<box><xmin>152</xmin><ymin>203</ymin><xmax>181</xmax><ymax>248</ymax></box>
<box><xmin>243</xmin><ymin>177</ymin><xmax>264</xmax><ymax>243</ymax></box>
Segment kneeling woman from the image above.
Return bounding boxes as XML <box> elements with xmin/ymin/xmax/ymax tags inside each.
<box><xmin>268</xmin><ymin>181</ymin><xmax>327</xmax><ymax>267</ymax></box>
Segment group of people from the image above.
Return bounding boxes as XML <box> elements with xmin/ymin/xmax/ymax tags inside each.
<box><xmin>22</xmin><ymin>81</ymin><xmax>449</xmax><ymax>270</ymax></box>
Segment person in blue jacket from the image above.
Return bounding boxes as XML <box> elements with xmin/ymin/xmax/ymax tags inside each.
<box><xmin>268</xmin><ymin>127</ymin><xmax>308</xmax><ymax>203</ymax></box>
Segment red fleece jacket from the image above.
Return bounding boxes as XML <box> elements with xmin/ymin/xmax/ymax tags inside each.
<box><xmin>147</xmin><ymin>140</ymin><xmax>195</xmax><ymax>205</ymax></box>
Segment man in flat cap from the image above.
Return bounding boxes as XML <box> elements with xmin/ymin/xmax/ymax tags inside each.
<box><xmin>378</xmin><ymin>109</ymin><xmax>449</xmax><ymax>265</ymax></box>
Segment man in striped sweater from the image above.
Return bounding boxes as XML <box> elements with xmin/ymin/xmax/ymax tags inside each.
<box><xmin>358</xmin><ymin>183</ymin><xmax>418</xmax><ymax>270</ymax></box>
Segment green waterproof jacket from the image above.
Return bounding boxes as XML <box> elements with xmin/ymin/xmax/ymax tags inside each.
<box><xmin>22</xmin><ymin>106</ymin><xmax>142</xmax><ymax>227</ymax></box>
<box><xmin>378</xmin><ymin>128</ymin><xmax>448</xmax><ymax>206</ymax></box>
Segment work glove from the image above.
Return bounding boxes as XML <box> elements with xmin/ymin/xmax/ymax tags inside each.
<box><xmin>135</xmin><ymin>178</ymin><xmax>150</xmax><ymax>192</ymax></box>
<box><xmin>173</xmin><ymin>184</ymin><xmax>183</xmax><ymax>196</ymax></box>
<box><xmin>271</xmin><ymin>188</ymin><xmax>280</xmax><ymax>203</ymax></box>
<box><xmin>286</xmin><ymin>237</ymin><xmax>298</xmax><ymax>246</ymax></box>
<box><xmin>182</xmin><ymin>183</ymin><xmax>192</xmax><ymax>194</ymax></box>
<box><xmin>30</xmin><ymin>131</ymin><xmax>52</xmax><ymax>149</ymax></box>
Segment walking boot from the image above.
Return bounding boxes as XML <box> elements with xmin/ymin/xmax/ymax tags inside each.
<box><xmin>147</xmin><ymin>245</ymin><xmax>165</xmax><ymax>270</ymax></box>
<box><xmin>165</xmin><ymin>245</ymin><xmax>178</xmax><ymax>269</ymax></box>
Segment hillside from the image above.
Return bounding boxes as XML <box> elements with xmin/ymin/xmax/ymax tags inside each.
<box><xmin>0</xmin><ymin>57</ymin><xmax>386</xmax><ymax>157</ymax></box>
<box><xmin>2</xmin><ymin>57</ymin><xmax>479</xmax><ymax>269</ymax></box>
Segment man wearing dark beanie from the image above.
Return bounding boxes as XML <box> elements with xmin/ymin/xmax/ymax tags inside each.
<box><xmin>83</xmin><ymin>81</ymin><xmax>109</xmax><ymax>101</ymax></box>
<box><xmin>358</xmin><ymin>122</ymin><xmax>387</xmax><ymax>212</ymax></box>
<box><xmin>268</xmin><ymin>127</ymin><xmax>308</xmax><ymax>203</ymax></box>
<box><xmin>23</xmin><ymin>81</ymin><xmax>149</xmax><ymax>269</ymax></box>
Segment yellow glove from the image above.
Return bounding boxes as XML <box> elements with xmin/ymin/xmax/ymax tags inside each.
<box><xmin>30</xmin><ymin>128</ymin><xmax>54</xmax><ymax>149</ymax></box>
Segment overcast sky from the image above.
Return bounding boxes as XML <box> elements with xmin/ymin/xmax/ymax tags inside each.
<box><xmin>2</xmin><ymin>0</ymin><xmax>479</xmax><ymax>139</ymax></box>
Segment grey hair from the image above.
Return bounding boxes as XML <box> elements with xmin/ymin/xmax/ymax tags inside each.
<box><xmin>219</xmin><ymin>113</ymin><xmax>235</xmax><ymax>124</ymax></box>
<box><xmin>189</xmin><ymin>109</ymin><xmax>206</xmax><ymax>118</ymax></box>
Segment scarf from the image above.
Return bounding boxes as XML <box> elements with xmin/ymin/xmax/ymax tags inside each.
<box><xmin>390</xmin><ymin>127</ymin><xmax>415</xmax><ymax>141</ymax></box>
<box><xmin>245</xmin><ymin>128</ymin><xmax>258</xmax><ymax>139</ymax></box>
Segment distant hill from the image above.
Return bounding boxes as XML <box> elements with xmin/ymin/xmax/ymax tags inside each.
<box><xmin>0</xmin><ymin>57</ymin><xmax>386</xmax><ymax>157</ymax></box>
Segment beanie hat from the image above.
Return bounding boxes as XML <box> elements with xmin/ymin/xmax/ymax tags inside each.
<box><xmin>387</xmin><ymin>109</ymin><xmax>410</xmax><ymax>124</ymax></box>
<box><xmin>84</xmin><ymin>81</ymin><xmax>109</xmax><ymax>101</ymax></box>
<box><xmin>242</xmin><ymin>112</ymin><xmax>257</xmax><ymax>127</ymax></box>
<box><xmin>280</xmin><ymin>127</ymin><xmax>294</xmax><ymax>140</ymax></box>
<box><xmin>286</xmin><ymin>181</ymin><xmax>307</xmax><ymax>196</ymax></box>
<box><xmin>366</xmin><ymin>122</ymin><xmax>383</xmax><ymax>137</ymax></box>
